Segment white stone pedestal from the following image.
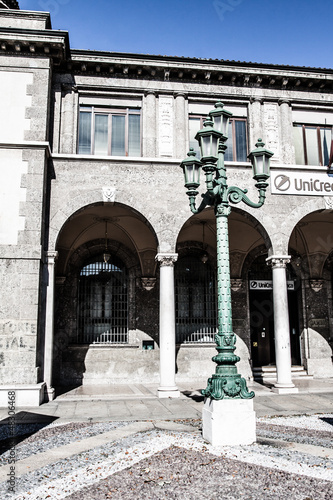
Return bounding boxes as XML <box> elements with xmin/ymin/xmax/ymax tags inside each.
<box><xmin>202</xmin><ymin>398</ymin><xmax>256</xmax><ymax>446</ymax></box>
<box><xmin>0</xmin><ymin>383</ymin><xmax>46</xmax><ymax>407</ymax></box>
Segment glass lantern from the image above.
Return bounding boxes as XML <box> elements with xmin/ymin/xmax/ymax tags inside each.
<box><xmin>248</xmin><ymin>139</ymin><xmax>274</xmax><ymax>182</ymax></box>
<box><xmin>180</xmin><ymin>148</ymin><xmax>202</xmax><ymax>190</ymax></box>
<box><xmin>209</xmin><ymin>101</ymin><xmax>233</xmax><ymax>141</ymax></box>
<box><xmin>195</xmin><ymin>119</ymin><xmax>222</xmax><ymax>164</ymax></box>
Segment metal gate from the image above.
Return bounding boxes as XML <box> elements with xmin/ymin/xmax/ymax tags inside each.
<box><xmin>77</xmin><ymin>258</ymin><xmax>128</xmax><ymax>344</ymax></box>
<box><xmin>175</xmin><ymin>256</ymin><xmax>217</xmax><ymax>343</ymax></box>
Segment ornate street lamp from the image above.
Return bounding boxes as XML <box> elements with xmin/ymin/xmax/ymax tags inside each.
<box><xmin>180</xmin><ymin>103</ymin><xmax>273</xmax><ymax>446</ymax></box>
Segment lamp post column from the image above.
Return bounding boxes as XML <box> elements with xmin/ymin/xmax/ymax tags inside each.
<box><xmin>44</xmin><ymin>250</ymin><xmax>58</xmax><ymax>401</ymax></box>
<box><xmin>266</xmin><ymin>255</ymin><xmax>298</xmax><ymax>393</ymax></box>
<box><xmin>155</xmin><ymin>253</ymin><xmax>180</xmax><ymax>398</ymax></box>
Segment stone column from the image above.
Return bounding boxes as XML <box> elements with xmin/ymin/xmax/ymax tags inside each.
<box><xmin>44</xmin><ymin>250</ymin><xmax>58</xmax><ymax>401</ymax></box>
<box><xmin>155</xmin><ymin>253</ymin><xmax>180</xmax><ymax>398</ymax></box>
<box><xmin>266</xmin><ymin>256</ymin><xmax>298</xmax><ymax>394</ymax></box>
<box><xmin>174</xmin><ymin>93</ymin><xmax>187</xmax><ymax>158</ymax></box>
<box><xmin>143</xmin><ymin>91</ymin><xmax>157</xmax><ymax>157</ymax></box>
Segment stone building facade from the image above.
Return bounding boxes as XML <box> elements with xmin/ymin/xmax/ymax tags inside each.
<box><xmin>0</xmin><ymin>4</ymin><xmax>333</xmax><ymax>405</ymax></box>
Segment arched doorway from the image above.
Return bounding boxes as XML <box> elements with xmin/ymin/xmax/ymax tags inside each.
<box><xmin>288</xmin><ymin>210</ymin><xmax>333</xmax><ymax>378</ymax></box>
<box><xmin>53</xmin><ymin>202</ymin><xmax>159</xmax><ymax>388</ymax></box>
<box><xmin>175</xmin><ymin>207</ymin><xmax>272</xmax><ymax>381</ymax></box>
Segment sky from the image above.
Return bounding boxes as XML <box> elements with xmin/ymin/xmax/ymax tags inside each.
<box><xmin>18</xmin><ymin>0</ymin><xmax>333</xmax><ymax>69</ymax></box>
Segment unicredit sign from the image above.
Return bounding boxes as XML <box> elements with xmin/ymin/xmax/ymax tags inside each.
<box><xmin>271</xmin><ymin>171</ymin><xmax>333</xmax><ymax>196</ymax></box>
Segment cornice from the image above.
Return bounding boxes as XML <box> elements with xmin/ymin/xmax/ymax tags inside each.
<box><xmin>59</xmin><ymin>50</ymin><xmax>333</xmax><ymax>94</ymax></box>
<box><xmin>0</xmin><ymin>27</ymin><xmax>70</xmax><ymax>64</ymax></box>
<box><xmin>0</xmin><ymin>9</ymin><xmax>51</xmax><ymax>27</ymax></box>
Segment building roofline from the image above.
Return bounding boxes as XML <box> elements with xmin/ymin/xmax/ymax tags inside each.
<box><xmin>70</xmin><ymin>48</ymin><xmax>333</xmax><ymax>74</ymax></box>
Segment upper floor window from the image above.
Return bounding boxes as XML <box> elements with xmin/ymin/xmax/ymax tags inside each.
<box><xmin>78</xmin><ymin>106</ymin><xmax>141</xmax><ymax>156</ymax></box>
<box><xmin>189</xmin><ymin>116</ymin><xmax>248</xmax><ymax>162</ymax></box>
<box><xmin>293</xmin><ymin>124</ymin><xmax>332</xmax><ymax>166</ymax></box>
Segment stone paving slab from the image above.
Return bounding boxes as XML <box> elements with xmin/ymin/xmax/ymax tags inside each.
<box><xmin>0</xmin><ymin>381</ymin><xmax>332</xmax><ymax>424</ymax></box>
<box><xmin>0</xmin><ymin>421</ymin><xmax>155</xmax><ymax>482</ymax></box>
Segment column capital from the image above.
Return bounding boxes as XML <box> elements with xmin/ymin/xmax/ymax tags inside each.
<box><xmin>141</xmin><ymin>277</ymin><xmax>157</xmax><ymax>291</ymax></box>
<box><xmin>155</xmin><ymin>253</ymin><xmax>178</xmax><ymax>267</ymax></box>
<box><xmin>174</xmin><ymin>92</ymin><xmax>187</xmax><ymax>99</ymax></box>
<box><xmin>309</xmin><ymin>279</ymin><xmax>324</xmax><ymax>292</ymax></box>
<box><xmin>249</xmin><ymin>97</ymin><xmax>263</xmax><ymax>104</ymax></box>
<box><xmin>278</xmin><ymin>98</ymin><xmax>291</xmax><ymax>106</ymax></box>
<box><xmin>230</xmin><ymin>279</ymin><xmax>244</xmax><ymax>292</ymax></box>
<box><xmin>266</xmin><ymin>255</ymin><xmax>291</xmax><ymax>268</ymax></box>
<box><xmin>45</xmin><ymin>251</ymin><xmax>58</xmax><ymax>264</ymax></box>
<box><xmin>145</xmin><ymin>90</ymin><xmax>157</xmax><ymax>97</ymax></box>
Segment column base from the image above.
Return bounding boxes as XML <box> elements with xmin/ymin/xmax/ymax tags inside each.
<box><xmin>44</xmin><ymin>387</ymin><xmax>56</xmax><ymax>402</ymax></box>
<box><xmin>202</xmin><ymin>397</ymin><xmax>256</xmax><ymax>446</ymax></box>
<box><xmin>272</xmin><ymin>383</ymin><xmax>299</xmax><ymax>394</ymax></box>
<box><xmin>157</xmin><ymin>386</ymin><xmax>180</xmax><ymax>398</ymax></box>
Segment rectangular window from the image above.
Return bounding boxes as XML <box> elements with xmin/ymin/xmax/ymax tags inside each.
<box><xmin>189</xmin><ymin>116</ymin><xmax>248</xmax><ymax>162</ymax></box>
<box><xmin>293</xmin><ymin>124</ymin><xmax>332</xmax><ymax>166</ymax></box>
<box><xmin>78</xmin><ymin>107</ymin><xmax>141</xmax><ymax>156</ymax></box>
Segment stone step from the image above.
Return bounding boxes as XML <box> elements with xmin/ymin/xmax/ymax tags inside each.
<box><xmin>253</xmin><ymin>366</ymin><xmax>313</xmax><ymax>381</ymax></box>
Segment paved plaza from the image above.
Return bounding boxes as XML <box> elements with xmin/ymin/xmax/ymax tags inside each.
<box><xmin>0</xmin><ymin>379</ymin><xmax>332</xmax><ymax>499</ymax></box>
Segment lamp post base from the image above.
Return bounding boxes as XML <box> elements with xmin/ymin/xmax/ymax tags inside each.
<box><xmin>202</xmin><ymin>397</ymin><xmax>256</xmax><ymax>446</ymax></box>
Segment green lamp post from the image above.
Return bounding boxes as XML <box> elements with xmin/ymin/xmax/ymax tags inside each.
<box><xmin>180</xmin><ymin>102</ymin><xmax>273</xmax><ymax>403</ymax></box>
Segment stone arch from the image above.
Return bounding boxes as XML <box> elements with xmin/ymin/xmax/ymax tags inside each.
<box><xmin>273</xmin><ymin>197</ymin><xmax>327</xmax><ymax>255</ymax></box>
<box><xmin>49</xmin><ymin>190</ymin><xmax>160</xmax><ymax>252</ymax></box>
<box><xmin>288</xmin><ymin>208</ymin><xmax>333</xmax><ymax>279</ymax></box>
<box><xmin>54</xmin><ymin>201</ymin><xmax>158</xmax><ymax>278</ymax></box>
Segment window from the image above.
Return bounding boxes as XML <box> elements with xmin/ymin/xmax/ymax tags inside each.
<box><xmin>175</xmin><ymin>256</ymin><xmax>217</xmax><ymax>343</ymax></box>
<box><xmin>78</xmin><ymin>107</ymin><xmax>141</xmax><ymax>156</ymax></box>
<box><xmin>77</xmin><ymin>257</ymin><xmax>128</xmax><ymax>344</ymax></box>
<box><xmin>293</xmin><ymin>124</ymin><xmax>332</xmax><ymax>166</ymax></box>
<box><xmin>189</xmin><ymin>116</ymin><xmax>248</xmax><ymax>162</ymax></box>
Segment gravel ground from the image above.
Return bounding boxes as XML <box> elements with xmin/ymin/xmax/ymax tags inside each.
<box><xmin>0</xmin><ymin>414</ymin><xmax>332</xmax><ymax>499</ymax></box>
<box><xmin>67</xmin><ymin>445</ymin><xmax>333</xmax><ymax>500</ymax></box>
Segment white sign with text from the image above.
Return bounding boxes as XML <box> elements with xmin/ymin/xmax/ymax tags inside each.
<box><xmin>271</xmin><ymin>171</ymin><xmax>333</xmax><ymax>196</ymax></box>
<box><xmin>249</xmin><ymin>280</ymin><xmax>295</xmax><ymax>290</ymax></box>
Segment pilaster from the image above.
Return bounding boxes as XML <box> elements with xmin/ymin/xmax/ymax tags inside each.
<box><xmin>279</xmin><ymin>99</ymin><xmax>295</xmax><ymax>163</ymax></box>
<box><xmin>44</xmin><ymin>250</ymin><xmax>58</xmax><ymax>401</ymax></box>
<box><xmin>248</xmin><ymin>98</ymin><xmax>263</xmax><ymax>151</ymax></box>
<box><xmin>174</xmin><ymin>93</ymin><xmax>187</xmax><ymax>158</ymax></box>
<box><xmin>143</xmin><ymin>91</ymin><xmax>157</xmax><ymax>157</ymax></box>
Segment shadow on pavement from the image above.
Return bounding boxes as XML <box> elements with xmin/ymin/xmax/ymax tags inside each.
<box><xmin>0</xmin><ymin>412</ymin><xmax>58</xmax><ymax>455</ymax></box>
<box><xmin>320</xmin><ymin>416</ymin><xmax>333</xmax><ymax>427</ymax></box>
<box><xmin>181</xmin><ymin>390</ymin><xmax>205</xmax><ymax>403</ymax></box>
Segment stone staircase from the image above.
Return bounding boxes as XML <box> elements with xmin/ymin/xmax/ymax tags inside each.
<box><xmin>253</xmin><ymin>365</ymin><xmax>313</xmax><ymax>383</ymax></box>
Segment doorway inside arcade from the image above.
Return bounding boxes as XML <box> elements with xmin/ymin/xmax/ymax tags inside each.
<box><xmin>249</xmin><ymin>289</ymin><xmax>301</xmax><ymax>367</ymax></box>
<box><xmin>249</xmin><ymin>256</ymin><xmax>301</xmax><ymax>369</ymax></box>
